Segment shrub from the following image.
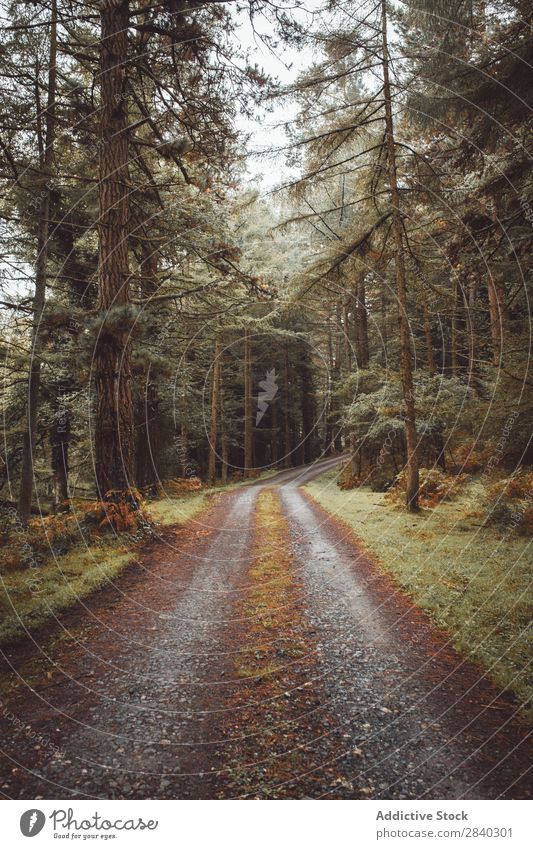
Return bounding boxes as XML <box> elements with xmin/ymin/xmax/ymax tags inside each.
<box><xmin>82</xmin><ymin>490</ymin><xmax>148</xmax><ymax>535</ymax></box>
<box><xmin>368</xmin><ymin>469</ymin><xmax>395</xmax><ymax>492</ymax></box>
<box><xmin>385</xmin><ymin>467</ymin><xmax>469</xmax><ymax>508</ymax></box>
<box><xmin>448</xmin><ymin>440</ymin><xmax>494</xmax><ymax>474</ymax></box>
<box><xmin>486</xmin><ymin>470</ymin><xmax>533</xmax><ymax>503</ymax></box>
<box><xmin>338</xmin><ymin>465</ymin><xmax>361</xmax><ymax>491</ymax></box>
<box><xmin>0</xmin><ymin>489</ymin><xmax>150</xmax><ymax>575</ymax></box>
<box><xmin>482</xmin><ymin>469</ymin><xmax>533</xmax><ymax>533</ymax></box>
<box><xmin>163</xmin><ymin>476</ymin><xmax>203</xmax><ymax>495</ymax></box>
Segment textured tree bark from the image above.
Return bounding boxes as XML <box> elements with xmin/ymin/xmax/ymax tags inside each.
<box><xmin>94</xmin><ymin>0</ymin><xmax>136</xmax><ymax>498</ymax></box>
<box><xmin>381</xmin><ymin>0</ymin><xmax>419</xmax><ymax>511</ymax></box>
<box><xmin>18</xmin><ymin>0</ymin><xmax>57</xmax><ymax>521</ymax></box>
<box><xmin>208</xmin><ymin>336</ymin><xmax>221</xmax><ymax>485</ymax></box>
<box><xmin>243</xmin><ymin>327</ymin><xmax>253</xmax><ymax>476</ymax></box>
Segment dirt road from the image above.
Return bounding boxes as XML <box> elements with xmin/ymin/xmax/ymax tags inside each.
<box><xmin>0</xmin><ymin>458</ymin><xmax>531</xmax><ymax>799</ymax></box>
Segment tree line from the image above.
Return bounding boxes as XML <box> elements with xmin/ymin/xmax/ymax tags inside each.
<box><xmin>0</xmin><ymin>0</ymin><xmax>531</xmax><ymax>521</ymax></box>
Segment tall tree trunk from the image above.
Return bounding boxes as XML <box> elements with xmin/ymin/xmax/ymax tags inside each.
<box><xmin>94</xmin><ymin>0</ymin><xmax>136</xmax><ymax>498</ymax></box>
<box><xmin>450</xmin><ymin>274</ymin><xmax>459</xmax><ymax>375</ymax></box>
<box><xmin>50</xmin><ymin>382</ymin><xmax>69</xmax><ymax>510</ymax></box>
<box><xmin>325</xmin><ymin>323</ymin><xmax>334</xmax><ymax>454</ymax></box>
<box><xmin>487</xmin><ymin>275</ymin><xmax>508</xmax><ymax>366</ymax></box>
<box><xmin>381</xmin><ymin>0</ymin><xmax>419</xmax><ymax>511</ymax></box>
<box><xmin>283</xmin><ymin>344</ymin><xmax>292</xmax><ymax>466</ymax></box>
<box><xmin>488</xmin><ymin>194</ymin><xmax>508</xmax><ymax>366</ymax></box>
<box><xmin>179</xmin><ymin>422</ymin><xmax>189</xmax><ymax>477</ymax></box>
<box><xmin>18</xmin><ymin>0</ymin><xmax>57</xmax><ymax>521</ymax></box>
<box><xmin>381</xmin><ymin>283</ymin><xmax>389</xmax><ymax>359</ymax></box>
<box><xmin>300</xmin><ymin>343</ymin><xmax>317</xmax><ymax>463</ymax></box>
<box><xmin>465</xmin><ymin>276</ymin><xmax>477</xmax><ymax>383</ymax></box>
<box><xmin>271</xmin><ymin>395</ymin><xmax>279</xmax><ymax>464</ymax></box>
<box><xmin>135</xmin><ymin>248</ymin><xmax>160</xmax><ymax>489</ymax></box>
<box><xmin>220</xmin><ymin>368</ymin><xmax>228</xmax><ymax>485</ymax></box>
<box><xmin>243</xmin><ymin>327</ymin><xmax>253</xmax><ymax>476</ymax></box>
<box><xmin>208</xmin><ymin>335</ymin><xmax>221</xmax><ymax>485</ymax></box>
<box><xmin>331</xmin><ymin>306</ymin><xmax>343</xmax><ymax>452</ymax></box>
<box><xmin>355</xmin><ymin>273</ymin><xmax>369</xmax><ymax>368</ymax></box>
<box><xmin>343</xmin><ymin>298</ymin><xmax>352</xmax><ymax>371</ymax></box>
<box><xmin>423</xmin><ymin>291</ymin><xmax>436</xmax><ymax>374</ymax></box>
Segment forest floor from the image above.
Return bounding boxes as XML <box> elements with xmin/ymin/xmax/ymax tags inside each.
<box><xmin>0</xmin><ymin>457</ymin><xmax>531</xmax><ymax>799</ymax></box>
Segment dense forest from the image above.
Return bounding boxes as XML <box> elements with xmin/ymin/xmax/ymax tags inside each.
<box><xmin>0</xmin><ymin>0</ymin><xmax>532</xmax><ymax>805</ymax></box>
<box><xmin>0</xmin><ymin>0</ymin><xmax>531</xmax><ymax>521</ymax></box>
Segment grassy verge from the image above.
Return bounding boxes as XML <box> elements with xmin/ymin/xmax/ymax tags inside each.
<box><xmin>145</xmin><ymin>468</ymin><xmax>279</xmax><ymax>525</ymax></box>
<box><xmin>224</xmin><ymin>489</ymin><xmax>317</xmax><ymax>798</ymax></box>
<box><xmin>304</xmin><ymin>468</ymin><xmax>533</xmax><ymax>714</ymax></box>
<box><xmin>0</xmin><ymin>544</ymin><xmax>133</xmax><ymax>645</ymax></box>
<box><xmin>0</xmin><ymin>469</ymin><xmax>279</xmax><ymax>647</ymax></box>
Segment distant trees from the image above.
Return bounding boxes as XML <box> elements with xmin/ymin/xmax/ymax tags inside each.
<box><xmin>278</xmin><ymin>0</ymin><xmax>532</xmax><ymax>503</ymax></box>
<box><xmin>0</xmin><ymin>0</ymin><xmax>530</xmax><ymax>517</ymax></box>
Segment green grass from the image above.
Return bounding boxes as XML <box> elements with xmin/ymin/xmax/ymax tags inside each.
<box><xmin>305</xmin><ymin>468</ymin><xmax>533</xmax><ymax>714</ymax></box>
<box><xmin>0</xmin><ymin>543</ymin><xmax>133</xmax><ymax>645</ymax></box>
<box><xmin>0</xmin><ymin>468</ymin><xmax>282</xmax><ymax>646</ymax></box>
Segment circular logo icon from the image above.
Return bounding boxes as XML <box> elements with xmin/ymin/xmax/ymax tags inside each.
<box><xmin>20</xmin><ymin>809</ymin><xmax>46</xmax><ymax>837</ymax></box>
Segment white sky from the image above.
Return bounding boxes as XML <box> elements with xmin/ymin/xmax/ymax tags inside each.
<box><xmin>232</xmin><ymin>2</ymin><xmax>323</xmax><ymax>193</ymax></box>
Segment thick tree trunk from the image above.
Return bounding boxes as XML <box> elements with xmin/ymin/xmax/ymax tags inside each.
<box><xmin>208</xmin><ymin>336</ymin><xmax>221</xmax><ymax>485</ymax></box>
<box><xmin>18</xmin><ymin>0</ymin><xmax>57</xmax><ymax>521</ymax></box>
<box><xmin>94</xmin><ymin>0</ymin><xmax>136</xmax><ymax>498</ymax></box>
<box><xmin>381</xmin><ymin>0</ymin><xmax>419</xmax><ymax>511</ymax></box>
<box><xmin>243</xmin><ymin>327</ymin><xmax>253</xmax><ymax>476</ymax></box>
